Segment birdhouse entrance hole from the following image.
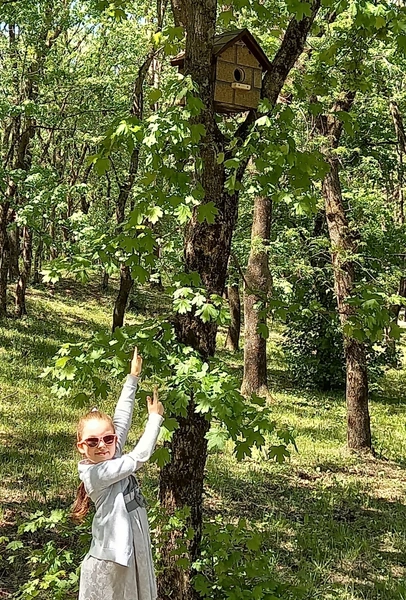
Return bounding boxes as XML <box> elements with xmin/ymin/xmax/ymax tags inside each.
<box><xmin>234</xmin><ymin>67</ymin><xmax>245</xmax><ymax>82</ymax></box>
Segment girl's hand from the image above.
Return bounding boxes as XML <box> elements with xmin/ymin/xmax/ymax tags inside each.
<box><xmin>147</xmin><ymin>386</ymin><xmax>164</xmax><ymax>416</ymax></box>
<box><xmin>130</xmin><ymin>347</ymin><xmax>143</xmax><ymax>377</ymax></box>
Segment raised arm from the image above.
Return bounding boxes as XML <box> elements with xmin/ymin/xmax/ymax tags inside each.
<box><xmin>80</xmin><ymin>391</ymin><xmax>164</xmax><ymax>494</ymax></box>
<box><xmin>113</xmin><ymin>348</ymin><xmax>143</xmax><ymax>454</ymax></box>
<box><xmin>128</xmin><ymin>387</ymin><xmax>164</xmax><ymax>469</ymax></box>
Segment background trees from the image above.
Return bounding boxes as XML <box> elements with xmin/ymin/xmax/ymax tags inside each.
<box><xmin>2</xmin><ymin>0</ymin><xmax>406</xmax><ymax>598</ymax></box>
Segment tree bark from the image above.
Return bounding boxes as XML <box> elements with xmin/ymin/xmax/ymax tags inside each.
<box><xmin>225</xmin><ymin>282</ymin><xmax>241</xmax><ymax>351</ymax></box>
<box><xmin>390</xmin><ymin>100</ymin><xmax>405</xmax><ymax>225</ymax></box>
<box><xmin>15</xmin><ymin>226</ymin><xmax>33</xmax><ymax>317</ymax></box>
<box><xmin>389</xmin><ymin>101</ymin><xmax>406</xmax><ymax>321</ymax></box>
<box><xmin>317</xmin><ymin>96</ymin><xmax>371</xmax><ymax>450</ymax></box>
<box><xmin>112</xmin><ymin>265</ymin><xmax>133</xmax><ymax>329</ymax></box>
<box><xmin>241</xmin><ymin>196</ymin><xmax>272</xmax><ymax>397</ymax></box>
<box><xmin>0</xmin><ymin>202</ymin><xmax>10</xmax><ymax>316</ymax></box>
<box><xmin>101</xmin><ymin>270</ymin><xmax>109</xmax><ymax>291</ymax></box>
<box><xmin>8</xmin><ymin>224</ymin><xmax>20</xmax><ymax>282</ymax></box>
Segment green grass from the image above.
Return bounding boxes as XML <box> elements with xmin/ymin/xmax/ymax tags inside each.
<box><xmin>1</xmin><ymin>280</ymin><xmax>406</xmax><ymax>599</ymax></box>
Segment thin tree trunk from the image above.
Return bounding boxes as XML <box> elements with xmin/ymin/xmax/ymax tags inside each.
<box><xmin>8</xmin><ymin>224</ymin><xmax>20</xmax><ymax>282</ymax></box>
<box><xmin>112</xmin><ymin>51</ymin><xmax>155</xmax><ymax>331</ymax></box>
<box><xmin>15</xmin><ymin>225</ymin><xmax>33</xmax><ymax>317</ymax></box>
<box><xmin>390</xmin><ymin>100</ymin><xmax>406</xmax><ymax>225</ymax></box>
<box><xmin>241</xmin><ymin>196</ymin><xmax>272</xmax><ymax>397</ymax></box>
<box><xmin>101</xmin><ymin>270</ymin><xmax>109</xmax><ymax>290</ymax></box>
<box><xmin>112</xmin><ymin>265</ymin><xmax>133</xmax><ymax>329</ymax></box>
<box><xmin>0</xmin><ymin>198</ymin><xmax>11</xmax><ymax>316</ymax></box>
<box><xmin>0</xmin><ymin>206</ymin><xmax>10</xmax><ymax>316</ymax></box>
<box><xmin>389</xmin><ymin>101</ymin><xmax>406</xmax><ymax>322</ymax></box>
<box><xmin>316</xmin><ymin>92</ymin><xmax>371</xmax><ymax>450</ymax></box>
<box><xmin>225</xmin><ymin>282</ymin><xmax>241</xmax><ymax>351</ymax></box>
<box><xmin>32</xmin><ymin>219</ymin><xmax>45</xmax><ymax>285</ymax></box>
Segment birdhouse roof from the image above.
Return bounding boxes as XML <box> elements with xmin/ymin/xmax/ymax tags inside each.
<box><xmin>170</xmin><ymin>28</ymin><xmax>272</xmax><ymax>72</ymax></box>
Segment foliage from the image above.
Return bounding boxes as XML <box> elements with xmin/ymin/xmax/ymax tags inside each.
<box><xmin>43</xmin><ymin>317</ymin><xmax>296</xmax><ymax>463</ymax></box>
<box><xmin>193</xmin><ymin>516</ymin><xmax>303</xmax><ymax>600</ymax></box>
<box><xmin>2</xmin><ymin>509</ymin><xmax>90</xmax><ymax>600</ymax></box>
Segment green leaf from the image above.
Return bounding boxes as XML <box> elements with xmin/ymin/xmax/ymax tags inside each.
<box><xmin>257</xmin><ymin>323</ymin><xmax>269</xmax><ymax>339</ymax></box>
<box><xmin>246</xmin><ymin>533</ymin><xmax>262</xmax><ymax>551</ymax></box>
<box><xmin>55</xmin><ymin>356</ymin><xmax>70</xmax><ymax>368</ymax></box>
<box><xmin>235</xmin><ymin>440</ymin><xmax>252</xmax><ymax>460</ymax></box>
<box><xmin>146</xmin><ymin>206</ymin><xmax>163</xmax><ymax>224</ymax></box>
<box><xmin>218</xmin><ymin>9</ymin><xmax>235</xmax><ymax>26</ymax></box>
<box><xmin>6</xmin><ymin>540</ymin><xmax>24</xmax><ymax>551</ymax></box>
<box><xmin>131</xmin><ymin>265</ymin><xmax>149</xmax><ymax>284</ymax></box>
<box><xmin>196</xmin><ymin>303</ymin><xmax>218</xmax><ymax>323</ymax></box>
<box><xmin>268</xmin><ymin>445</ymin><xmax>290</xmax><ymax>464</ymax></box>
<box><xmin>173</xmin><ymin>297</ymin><xmax>193</xmax><ymax>314</ymax></box>
<box><xmin>149</xmin><ymin>88</ymin><xmax>162</xmax><ymax>104</ymax></box>
<box><xmin>196</xmin><ymin>202</ymin><xmax>219</xmax><ymax>225</ymax></box>
<box><xmin>375</xmin><ymin>15</ymin><xmax>386</xmax><ymax>29</ymax></box>
<box><xmin>224</xmin><ymin>158</ymin><xmax>240</xmax><ymax>169</ymax></box>
<box><xmin>140</xmin><ymin>172</ymin><xmax>156</xmax><ymax>186</ymax></box>
<box><xmin>175</xmin><ymin>204</ymin><xmax>192</xmax><ymax>224</ymax></box>
<box><xmin>175</xmin><ymin>557</ymin><xmax>189</xmax><ymax>569</ymax></box>
<box><xmin>94</xmin><ymin>157</ymin><xmax>110</xmax><ymax>176</ymax></box>
<box><xmin>151</xmin><ymin>447</ymin><xmax>171</xmax><ymax>468</ymax></box>
<box><xmin>160</xmin><ymin>418</ymin><xmax>179</xmax><ymax>442</ymax></box>
<box><xmin>73</xmin><ymin>392</ymin><xmax>90</xmax><ymax>407</ymax></box>
<box><xmin>190</xmin><ymin>124</ymin><xmax>206</xmax><ymax>143</ymax></box>
<box><xmin>389</xmin><ymin>322</ymin><xmax>402</xmax><ymax>340</ymax></box>
<box><xmin>206</xmin><ymin>428</ymin><xmax>228</xmax><ymax>451</ymax></box>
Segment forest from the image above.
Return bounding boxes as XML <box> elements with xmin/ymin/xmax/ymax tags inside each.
<box><xmin>1</xmin><ymin>0</ymin><xmax>406</xmax><ymax>598</ymax></box>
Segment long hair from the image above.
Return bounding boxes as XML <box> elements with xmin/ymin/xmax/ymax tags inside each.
<box><xmin>70</xmin><ymin>409</ymin><xmax>114</xmax><ymax>523</ymax></box>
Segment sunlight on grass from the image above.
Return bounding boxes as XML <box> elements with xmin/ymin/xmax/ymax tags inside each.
<box><xmin>1</xmin><ymin>281</ymin><xmax>406</xmax><ymax>599</ymax></box>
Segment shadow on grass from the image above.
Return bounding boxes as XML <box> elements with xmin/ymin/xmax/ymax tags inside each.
<box><xmin>206</xmin><ymin>456</ymin><xmax>406</xmax><ymax>600</ymax></box>
<box><xmin>373</xmin><ymin>367</ymin><xmax>406</xmax><ymax>406</ymax></box>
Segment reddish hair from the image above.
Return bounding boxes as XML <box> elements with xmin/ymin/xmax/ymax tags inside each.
<box><xmin>70</xmin><ymin>409</ymin><xmax>114</xmax><ymax>523</ymax></box>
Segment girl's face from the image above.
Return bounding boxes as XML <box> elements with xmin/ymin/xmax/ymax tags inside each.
<box><xmin>77</xmin><ymin>418</ymin><xmax>117</xmax><ymax>463</ymax></box>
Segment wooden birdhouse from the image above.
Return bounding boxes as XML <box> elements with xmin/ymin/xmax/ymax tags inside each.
<box><xmin>171</xmin><ymin>29</ymin><xmax>272</xmax><ymax>114</ymax></box>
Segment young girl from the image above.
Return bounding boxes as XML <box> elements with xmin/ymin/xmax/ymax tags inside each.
<box><xmin>72</xmin><ymin>348</ymin><xmax>164</xmax><ymax>600</ymax></box>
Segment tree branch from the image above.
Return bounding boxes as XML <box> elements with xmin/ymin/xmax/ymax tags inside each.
<box><xmin>235</xmin><ymin>0</ymin><xmax>321</xmax><ymax>143</ymax></box>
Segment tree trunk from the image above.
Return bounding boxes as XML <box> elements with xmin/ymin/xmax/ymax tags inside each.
<box><xmin>112</xmin><ymin>265</ymin><xmax>133</xmax><ymax>331</ymax></box>
<box><xmin>390</xmin><ymin>100</ymin><xmax>406</xmax><ymax>225</ymax></box>
<box><xmin>8</xmin><ymin>224</ymin><xmax>20</xmax><ymax>282</ymax></box>
<box><xmin>15</xmin><ymin>225</ymin><xmax>33</xmax><ymax>317</ymax></box>
<box><xmin>389</xmin><ymin>101</ymin><xmax>406</xmax><ymax>322</ymax></box>
<box><xmin>345</xmin><ymin>337</ymin><xmax>370</xmax><ymax>449</ymax></box>
<box><xmin>112</xmin><ymin>51</ymin><xmax>155</xmax><ymax>330</ymax></box>
<box><xmin>321</xmin><ymin>147</ymin><xmax>371</xmax><ymax>451</ymax></box>
<box><xmin>101</xmin><ymin>270</ymin><xmax>109</xmax><ymax>291</ymax></box>
<box><xmin>32</xmin><ymin>222</ymin><xmax>45</xmax><ymax>285</ymax></box>
<box><xmin>241</xmin><ymin>196</ymin><xmax>272</xmax><ymax>397</ymax></box>
<box><xmin>0</xmin><ymin>201</ymin><xmax>10</xmax><ymax>316</ymax></box>
<box><xmin>158</xmin><ymin>0</ymin><xmax>321</xmax><ymax>596</ymax></box>
<box><xmin>225</xmin><ymin>283</ymin><xmax>241</xmax><ymax>351</ymax></box>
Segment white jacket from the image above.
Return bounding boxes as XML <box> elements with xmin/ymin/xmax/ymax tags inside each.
<box><xmin>78</xmin><ymin>375</ymin><xmax>163</xmax><ymax>567</ymax></box>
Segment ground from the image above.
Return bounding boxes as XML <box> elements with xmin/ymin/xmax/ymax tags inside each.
<box><xmin>1</xmin><ymin>280</ymin><xmax>406</xmax><ymax>599</ymax></box>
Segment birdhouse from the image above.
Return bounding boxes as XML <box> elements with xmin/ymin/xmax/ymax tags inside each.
<box><xmin>170</xmin><ymin>29</ymin><xmax>272</xmax><ymax>114</ymax></box>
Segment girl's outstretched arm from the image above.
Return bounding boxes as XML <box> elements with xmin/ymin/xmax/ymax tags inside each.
<box><xmin>128</xmin><ymin>388</ymin><xmax>164</xmax><ymax>470</ymax></box>
<box><xmin>113</xmin><ymin>348</ymin><xmax>143</xmax><ymax>455</ymax></box>
<box><xmin>79</xmin><ymin>390</ymin><xmax>164</xmax><ymax>494</ymax></box>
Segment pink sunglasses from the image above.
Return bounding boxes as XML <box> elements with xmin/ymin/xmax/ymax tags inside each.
<box><xmin>80</xmin><ymin>434</ymin><xmax>117</xmax><ymax>448</ymax></box>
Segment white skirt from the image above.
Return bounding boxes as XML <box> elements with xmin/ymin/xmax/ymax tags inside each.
<box><xmin>78</xmin><ymin>506</ymin><xmax>157</xmax><ymax>600</ymax></box>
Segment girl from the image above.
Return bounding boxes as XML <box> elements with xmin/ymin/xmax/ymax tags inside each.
<box><xmin>72</xmin><ymin>348</ymin><xmax>164</xmax><ymax>600</ymax></box>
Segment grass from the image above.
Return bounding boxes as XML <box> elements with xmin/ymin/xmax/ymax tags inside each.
<box><xmin>1</xmin><ymin>280</ymin><xmax>406</xmax><ymax>599</ymax></box>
